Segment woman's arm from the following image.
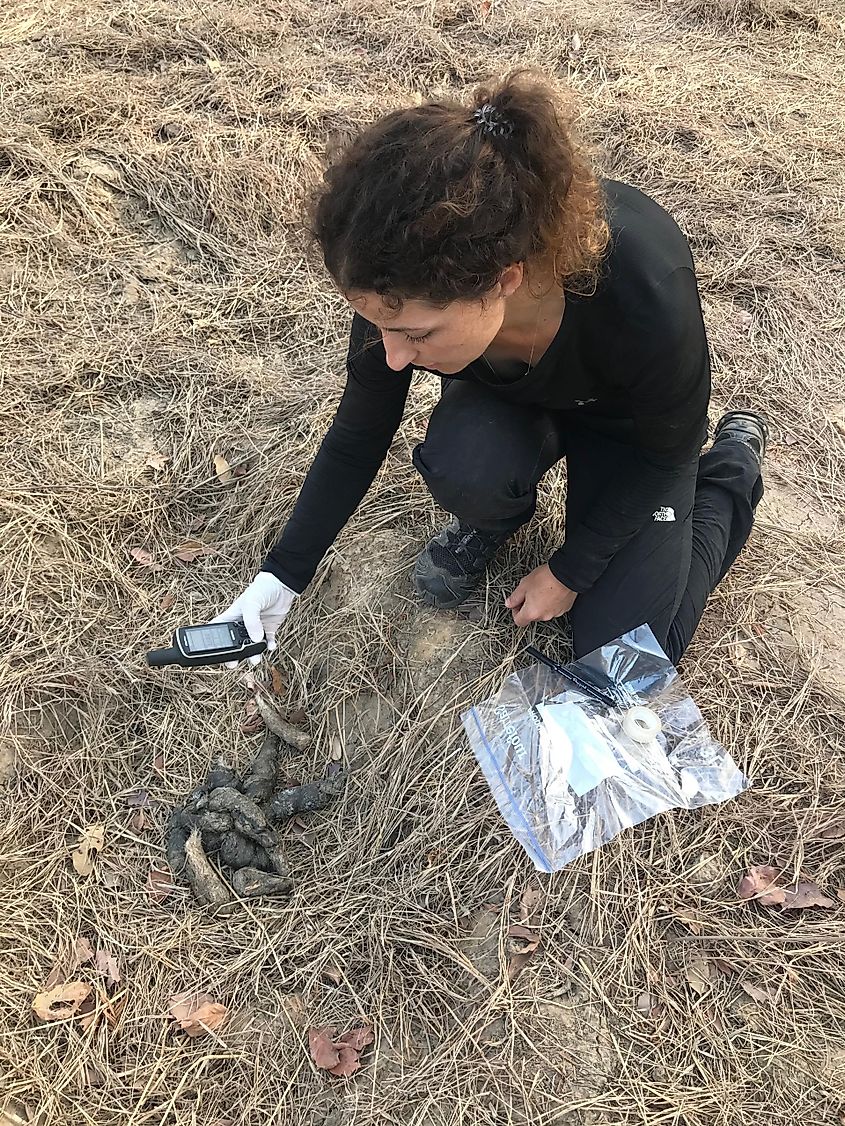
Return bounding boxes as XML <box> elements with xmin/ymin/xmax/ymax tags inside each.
<box><xmin>261</xmin><ymin>314</ymin><xmax>412</xmax><ymax>591</ymax></box>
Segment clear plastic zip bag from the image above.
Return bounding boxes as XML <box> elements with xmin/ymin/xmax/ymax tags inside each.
<box><xmin>462</xmin><ymin>626</ymin><xmax>748</xmax><ymax>872</ymax></box>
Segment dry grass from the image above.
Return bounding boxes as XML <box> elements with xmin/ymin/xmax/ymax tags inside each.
<box><xmin>1</xmin><ymin>0</ymin><xmax>845</xmax><ymax>1123</ymax></box>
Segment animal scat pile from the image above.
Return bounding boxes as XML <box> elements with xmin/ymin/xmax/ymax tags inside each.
<box><xmin>166</xmin><ymin>721</ymin><xmax>345</xmax><ymax>904</ymax></box>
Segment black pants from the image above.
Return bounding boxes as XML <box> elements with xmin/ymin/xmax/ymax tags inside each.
<box><xmin>412</xmin><ymin>380</ymin><xmax>763</xmax><ymax>663</ymax></box>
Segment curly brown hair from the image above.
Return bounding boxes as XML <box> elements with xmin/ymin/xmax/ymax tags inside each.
<box><xmin>307</xmin><ymin>68</ymin><xmax>609</xmax><ymax>310</ymax></box>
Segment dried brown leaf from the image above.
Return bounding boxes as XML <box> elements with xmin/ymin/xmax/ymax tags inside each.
<box><xmin>337</xmin><ymin>1025</ymin><xmax>375</xmax><ymax>1052</ymax></box>
<box><xmin>94</xmin><ymin>947</ymin><xmax>120</xmax><ymax>988</ymax></box>
<box><xmin>740</xmin><ymin>980</ymin><xmax>776</xmax><ymax>1003</ymax></box>
<box><xmin>309</xmin><ymin>1026</ymin><xmax>340</xmax><ymax>1069</ymax></box>
<box><xmin>159</xmin><ymin>591</ymin><xmax>176</xmax><ymax>611</ymax></box>
<box><xmin>507</xmin><ymin>923</ymin><xmax>540</xmax><ymax>953</ymax></box>
<box><xmin>129</xmin><ymin>809</ymin><xmax>146</xmax><ymax>832</ymax></box>
<box><xmin>738</xmin><ymin>865</ymin><xmax>835</xmax><ymax>909</ymax></box>
<box><xmin>71</xmin><ymin>825</ymin><xmax>104</xmax><ymax>877</ymax></box>
<box><xmin>169</xmin><ymin>992</ymin><xmax>227</xmax><ymax>1038</ymax></box>
<box><xmin>785</xmin><ymin>880</ymin><xmax>836</xmax><ymax>909</ymax></box>
<box><xmin>42</xmin><ymin>962</ymin><xmax>64</xmax><ymax>991</ymax></box>
<box><xmin>737</xmin><ymin>864</ymin><xmax>786</xmax><ymax>905</ymax></box>
<box><xmin>519</xmin><ymin>884</ymin><xmax>543</xmax><ymax>924</ymax></box>
<box><xmin>289</xmin><ymin>816</ymin><xmax>317</xmax><ymax>848</ymax></box>
<box><xmin>152</xmin><ymin>751</ymin><xmax>165</xmax><ymax>775</ymax></box>
<box><xmin>126</xmin><ymin>790</ymin><xmax>152</xmax><ymax>809</ymax></box>
<box><xmin>685</xmin><ymin>956</ymin><xmax>716</xmax><ymax>995</ymax></box>
<box><xmin>328</xmin><ymin>1045</ymin><xmax>361</xmax><ymax>1078</ymax></box>
<box><xmin>74</xmin><ymin>937</ymin><xmax>95</xmax><ymax>967</ymax></box>
<box><xmin>240</xmin><ymin>697</ymin><xmax>263</xmax><ymax>735</ymax></box>
<box><xmin>172</xmin><ymin>539</ymin><xmax>214</xmax><ymax>563</ymax></box>
<box><xmin>146</xmin><ymin>866</ymin><xmax>173</xmax><ymax>904</ymax></box>
<box><xmin>321</xmin><ymin>964</ymin><xmax>343</xmax><ymax>986</ymax></box>
<box><xmin>32</xmin><ymin>981</ymin><xmax>92</xmax><ymax>1023</ymax></box>
<box><xmin>213</xmin><ymin>454</ymin><xmax>232</xmax><ymax>484</ymax></box>
<box><xmin>76</xmin><ymin>990</ymin><xmax>99</xmax><ymax>1030</ymax></box>
<box><xmin>270</xmin><ymin>668</ymin><xmax>285</xmax><ymax>697</ymax></box>
<box><xmin>130</xmin><ymin>546</ymin><xmax>154</xmax><ymax>567</ymax></box>
<box><xmin>289</xmin><ymin>707</ymin><xmax>307</xmax><ymax>726</ymax></box>
<box><xmin>507</xmin><ymin>951</ymin><xmax>535</xmax><ymax>982</ymax></box>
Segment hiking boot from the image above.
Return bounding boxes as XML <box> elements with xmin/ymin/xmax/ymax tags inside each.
<box><xmin>713</xmin><ymin>410</ymin><xmax>768</xmax><ymax>469</ymax></box>
<box><xmin>413</xmin><ymin>518</ymin><xmax>511</xmax><ymax>609</ymax></box>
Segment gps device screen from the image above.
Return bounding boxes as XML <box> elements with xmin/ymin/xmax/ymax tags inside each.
<box><xmin>182</xmin><ymin>623</ymin><xmax>233</xmax><ymax>653</ymax></box>
<box><xmin>146</xmin><ymin>620</ymin><xmax>267</xmax><ymax>668</ymax></box>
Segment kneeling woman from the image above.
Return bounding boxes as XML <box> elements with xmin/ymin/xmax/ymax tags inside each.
<box><xmin>216</xmin><ymin>69</ymin><xmax>765</xmax><ymax>665</ymax></box>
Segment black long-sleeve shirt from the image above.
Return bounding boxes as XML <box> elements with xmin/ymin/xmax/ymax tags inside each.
<box><xmin>263</xmin><ymin>180</ymin><xmax>711</xmax><ymax>594</ymax></box>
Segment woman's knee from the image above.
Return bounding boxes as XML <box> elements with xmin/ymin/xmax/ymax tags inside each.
<box><xmin>413</xmin><ymin>386</ymin><xmax>561</xmax><ymax>525</ymax></box>
<box><xmin>412</xmin><ymin>438</ymin><xmax>518</xmax><ymax>524</ymax></box>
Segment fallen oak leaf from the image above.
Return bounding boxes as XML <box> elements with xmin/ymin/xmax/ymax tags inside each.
<box><xmin>337</xmin><ymin>1025</ymin><xmax>375</xmax><ymax>1052</ymax></box>
<box><xmin>738</xmin><ymin>864</ymin><xmax>785</xmax><ymax>906</ymax></box>
<box><xmin>76</xmin><ymin>989</ymin><xmax>99</xmax><ymax>1030</ymax></box>
<box><xmin>129</xmin><ymin>809</ymin><xmax>147</xmax><ymax>832</ymax></box>
<box><xmin>1</xmin><ymin>1099</ymin><xmax>41</xmax><ymax>1126</ymax></box>
<box><xmin>213</xmin><ymin>454</ymin><xmax>232</xmax><ymax>484</ymax></box>
<box><xmin>308</xmin><ymin>1025</ymin><xmax>374</xmax><ymax>1078</ymax></box>
<box><xmin>71</xmin><ymin>825</ymin><xmax>104</xmax><ymax>877</ymax></box>
<box><xmin>309</xmin><ymin>1026</ymin><xmax>340</xmax><ymax>1070</ymax></box>
<box><xmin>685</xmin><ymin>956</ymin><xmax>717</xmax><ymax>996</ymax></box>
<box><xmin>240</xmin><ymin>698</ymin><xmax>263</xmax><ymax>735</ymax></box>
<box><xmin>738</xmin><ymin>865</ymin><xmax>835</xmax><ymax>909</ymax></box>
<box><xmin>74</xmin><ymin>936</ymin><xmax>96</xmax><ymax>968</ymax></box>
<box><xmin>169</xmin><ymin>991</ymin><xmax>227</xmax><ymax>1038</ymax></box>
<box><xmin>146</xmin><ymin>866</ymin><xmax>173</xmax><ymax>903</ymax></box>
<box><xmin>172</xmin><ymin>539</ymin><xmax>214</xmax><ymax>563</ymax></box>
<box><xmin>94</xmin><ymin>947</ymin><xmax>120</xmax><ymax>988</ymax></box>
<box><xmin>42</xmin><ymin>962</ymin><xmax>64</xmax><ymax>991</ymax></box>
<box><xmin>328</xmin><ymin>1045</ymin><xmax>361</xmax><ymax>1078</ymax></box>
<box><xmin>126</xmin><ymin>790</ymin><xmax>152</xmax><ymax>809</ymax></box>
<box><xmin>159</xmin><ymin>590</ymin><xmax>176</xmax><ymax>611</ymax></box>
<box><xmin>507</xmin><ymin>923</ymin><xmax>540</xmax><ymax>953</ymax></box>
<box><xmin>32</xmin><ymin>981</ymin><xmax>92</xmax><ymax>1023</ymax></box>
<box><xmin>785</xmin><ymin>880</ymin><xmax>836</xmax><ymax>909</ymax></box>
<box><xmin>130</xmin><ymin>546</ymin><xmax>154</xmax><ymax>567</ymax></box>
<box><xmin>519</xmin><ymin>884</ymin><xmax>543</xmax><ymax>924</ymax></box>
<box><xmin>506</xmin><ymin>924</ymin><xmax>541</xmax><ymax>982</ymax></box>
<box><xmin>289</xmin><ymin>816</ymin><xmax>317</xmax><ymax>848</ymax></box>
<box><xmin>740</xmin><ymin>980</ymin><xmax>777</xmax><ymax>1003</ymax></box>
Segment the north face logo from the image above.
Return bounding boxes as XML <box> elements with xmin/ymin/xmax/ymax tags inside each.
<box><xmin>653</xmin><ymin>507</ymin><xmax>676</xmax><ymax>522</ymax></box>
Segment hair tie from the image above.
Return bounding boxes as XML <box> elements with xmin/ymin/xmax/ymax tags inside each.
<box><xmin>472</xmin><ymin>102</ymin><xmax>514</xmax><ymax>139</ymax></box>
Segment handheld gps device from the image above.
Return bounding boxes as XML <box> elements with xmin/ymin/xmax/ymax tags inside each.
<box><xmin>145</xmin><ymin>621</ymin><xmax>267</xmax><ymax>668</ymax></box>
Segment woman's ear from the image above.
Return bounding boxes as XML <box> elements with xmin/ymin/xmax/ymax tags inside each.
<box><xmin>497</xmin><ymin>262</ymin><xmax>524</xmax><ymax>298</ymax></box>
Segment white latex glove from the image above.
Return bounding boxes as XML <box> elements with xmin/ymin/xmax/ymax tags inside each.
<box><xmin>212</xmin><ymin>571</ymin><xmax>298</xmax><ymax>667</ymax></box>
